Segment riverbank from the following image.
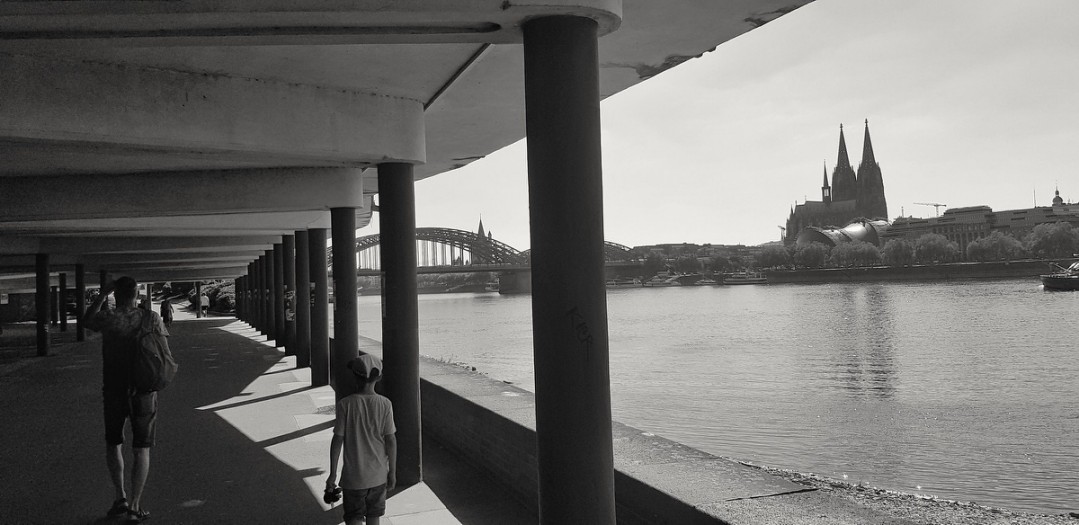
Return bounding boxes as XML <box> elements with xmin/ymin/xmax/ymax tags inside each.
<box><xmin>745</xmin><ymin>463</ymin><xmax>1078</xmax><ymax>524</ymax></box>
<box><xmin>764</xmin><ymin>258</ymin><xmax>1078</xmax><ymax>284</ymax></box>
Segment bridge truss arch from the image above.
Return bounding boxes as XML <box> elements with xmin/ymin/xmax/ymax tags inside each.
<box><xmin>353</xmin><ymin>227</ymin><xmax>527</xmax><ymax>268</ymax></box>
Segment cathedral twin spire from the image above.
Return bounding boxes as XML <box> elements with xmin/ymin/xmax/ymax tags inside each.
<box><xmin>821</xmin><ymin>120</ymin><xmax>888</xmax><ymax>220</ymax></box>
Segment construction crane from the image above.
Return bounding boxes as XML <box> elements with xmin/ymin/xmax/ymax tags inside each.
<box><xmin>914</xmin><ymin>202</ymin><xmax>947</xmax><ymax>217</ymax></box>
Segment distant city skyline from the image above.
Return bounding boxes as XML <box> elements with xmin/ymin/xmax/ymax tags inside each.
<box><xmin>359</xmin><ymin>0</ymin><xmax>1079</xmax><ymax>251</ymax></box>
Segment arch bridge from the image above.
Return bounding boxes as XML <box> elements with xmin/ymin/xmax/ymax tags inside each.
<box><xmin>348</xmin><ymin>227</ymin><xmax>634</xmax><ymax>270</ymax></box>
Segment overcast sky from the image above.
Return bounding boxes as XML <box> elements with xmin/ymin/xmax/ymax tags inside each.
<box><xmin>361</xmin><ymin>0</ymin><xmax>1079</xmax><ymax>251</ymax></box>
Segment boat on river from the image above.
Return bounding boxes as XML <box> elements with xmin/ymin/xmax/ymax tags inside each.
<box><xmin>605</xmin><ymin>278</ymin><xmax>641</xmax><ymax>288</ymax></box>
<box><xmin>723</xmin><ymin>271</ymin><xmax>767</xmax><ymax>285</ymax></box>
<box><xmin>1041</xmin><ymin>261</ymin><xmax>1079</xmax><ymax>291</ymax></box>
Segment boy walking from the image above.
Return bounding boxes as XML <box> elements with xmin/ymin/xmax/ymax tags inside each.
<box><xmin>327</xmin><ymin>354</ymin><xmax>397</xmax><ymax>525</ymax></box>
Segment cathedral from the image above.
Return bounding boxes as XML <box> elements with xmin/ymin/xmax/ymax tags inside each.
<box><xmin>784</xmin><ymin>121</ymin><xmax>888</xmax><ymax>244</ymax></box>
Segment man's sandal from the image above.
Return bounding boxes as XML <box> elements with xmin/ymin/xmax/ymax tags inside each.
<box><xmin>127</xmin><ymin>508</ymin><xmax>150</xmax><ymax>522</ymax></box>
<box><xmin>107</xmin><ymin>498</ymin><xmax>129</xmax><ymax>517</ymax></box>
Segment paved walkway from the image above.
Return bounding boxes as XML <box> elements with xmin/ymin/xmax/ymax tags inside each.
<box><xmin>0</xmin><ymin>305</ymin><xmax>533</xmax><ymax>524</ymax></box>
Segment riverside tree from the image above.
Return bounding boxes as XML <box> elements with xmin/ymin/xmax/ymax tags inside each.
<box><xmin>757</xmin><ymin>244</ymin><xmax>791</xmax><ymax>268</ymax></box>
<box><xmin>881</xmin><ymin>238</ymin><xmax>916</xmax><ymax>266</ymax></box>
<box><xmin>829</xmin><ymin>241</ymin><xmax>881</xmax><ymax>267</ymax></box>
<box><xmin>1024</xmin><ymin>221</ymin><xmax>1079</xmax><ymax>258</ymax></box>
<box><xmin>793</xmin><ymin>242</ymin><xmax>830</xmax><ymax>268</ymax></box>
<box><xmin>914</xmin><ymin>233</ymin><xmax>961</xmax><ymax>264</ymax></box>
<box><xmin>966</xmin><ymin>231</ymin><xmax>1027</xmax><ymax>261</ymax></box>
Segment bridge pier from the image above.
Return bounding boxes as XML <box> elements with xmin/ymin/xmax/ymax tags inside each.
<box><xmin>523</xmin><ymin>15</ymin><xmax>615</xmax><ymax>524</ymax></box>
<box><xmin>378</xmin><ymin>162</ymin><xmax>423</xmax><ymax>488</ymax></box>
<box><xmin>308</xmin><ymin>228</ymin><xmax>331</xmax><ymax>388</ymax></box>
<box><xmin>331</xmin><ymin>208</ymin><xmax>359</xmax><ymax>398</ymax></box>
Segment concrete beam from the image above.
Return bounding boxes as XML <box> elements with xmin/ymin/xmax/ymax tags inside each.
<box><xmin>0</xmin><ymin>169</ymin><xmax>368</xmax><ymax>221</ymax></box>
<box><xmin>1</xmin><ymin>235</ymin><xmax>280</xmax><ymax>256</ymax></box>
<box><xmin>0</xmin><ymin>53</ymin><xmax>424</xmax><ymax>174</ymax></box>
<box><xmin>0</xmin><ymin>1</ymin><xmax>621</xmax><ymax>48</ymax></box>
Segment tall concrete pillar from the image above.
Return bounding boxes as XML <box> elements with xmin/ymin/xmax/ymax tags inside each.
<box><xmin>50</xmin><ymin>285</ymin><xmax>59</xmax><ymax>326</ymax></box>
<box><xmin>295</xmin><ymin>230</ymin><xmax>312</xmax><ymax>369</ymax></box>
<box><xmin>75</xmin><ymin>264</ymin><xmax>86</xmax><ymax>342</ymax></box>
<box><xmin>379</xmin><ymin>162</ymin><xmax>422</xmax><ymax>487</ymax></box>
<box><xmin>265</xmin><ymin>250</ymin><xmax>277</xmax><ymax>344</ymax></box>
<box><xmin>195</xmin><ymin>281</ymin><xmax>203</xmax><ymax>319</ymax></box>
<box><xmin>308</xmin><ymin>228</ymin><xmax>330</xmax><ymax>387</ymax></box>
<box><xmin>255</xmin><ymin>259</ymin><xmax>265</xmax><ymax>332</ymax></box>
<box><xmin>331</xmin><ymin>208</ymin><xmax>359</xmax><ymax>398</ymax></box>
<box><xmin>36</xmin><ymin>254</ymin><xmax>50</xmax><ymax>356</ymax></box>
<box><xmin>58</xmin><ymin>273</ymin><xmax>68</xmax><ymax>332</ymax></box>
<box><xmin>523</xmin><ymin>15</ymin><xmax>615</xmax><ymax>524</ymax></box>
<box><xmin>273</xmin><ymin>243</ymin><xmax>285</xmax><ymax>348</ymax></box>
<box><xmin>283</xmin><ymin>235</ymin><xmax>297</xmax><ymax>355</ymax></box>
<box><xmin>234</xmin><ymin>278</ymin><xmax>242</xmax><ymax>321</ymax></box>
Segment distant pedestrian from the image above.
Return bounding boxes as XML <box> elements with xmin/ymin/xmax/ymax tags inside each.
<box><xmin>160</xmin><ymin>298</ymin><xmax>173</xmax><ymax>329</ymax></box>
<box><xmin>199</xmin><ymin>294</ymin><xmax>209</xmax><ymax>314</ymax></box>
<box><xmin>326</xmin><ymin>354</ymin><xmax>397</xmax><ymax>525</ymax></box>
<box><xmin>82</xmin><ymin>276</ymin><xmax>169</xmax><ymax>523</ymax></box>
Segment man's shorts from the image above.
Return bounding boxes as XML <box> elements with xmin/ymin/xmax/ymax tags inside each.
<box><xmin>342</xmin><ymin>484</ymin><xmax>387</xmax><ymax>521</ymax></box>
<box><xmin>103</xmin><ymin>389</ymin><xmax>157</xmax><ymax>448</ymax></box>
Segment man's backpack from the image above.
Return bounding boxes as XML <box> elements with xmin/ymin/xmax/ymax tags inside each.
<box><xmin>131</xmin><ymin>310</ymin><xmax>178</xmax><ymax>392</ymax></box>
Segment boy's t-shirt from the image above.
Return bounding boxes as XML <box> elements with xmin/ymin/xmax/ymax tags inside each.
<box><xmin>334</xmin><ymin>392</ymin><xmax>396</xmax><ymax>490</ymax></box>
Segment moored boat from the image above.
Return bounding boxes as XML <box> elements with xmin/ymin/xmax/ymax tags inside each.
<box><xmin>605</xmin><ymin>278</ymin><xmax>641</xmax><ymax>288</ymax></box>
<box><xmin>1041</xmin><ymin>261</ymin><xmax>1079</xmax><ymax>291</ymax></box>
<box><xmin>723</xmin><ymin>271</ymin><xmax>767</xmax><ymax>285</ymax></box>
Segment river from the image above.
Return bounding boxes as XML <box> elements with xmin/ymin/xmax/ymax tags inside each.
<box><xmin>349</xmin><ymin>278</ymin><xmax>1078</xmax><ymax>515</ymax></box>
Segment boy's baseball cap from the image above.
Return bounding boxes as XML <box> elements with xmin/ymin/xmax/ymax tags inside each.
<box><xmin>348</xmin><ymin>354</ymin><xmax>382</xmax><ymax>380</ymax></box>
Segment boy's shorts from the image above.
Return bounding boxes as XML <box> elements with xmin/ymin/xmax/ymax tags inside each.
<box><xmin>343</xmin><ymin>484</ymin><xmax>387</xmax><ymax>521</ymax></box>
<box><xmin>103</xmin><ymin>389</ymin><xmax>157</xmax><ymax>448</ymax></box>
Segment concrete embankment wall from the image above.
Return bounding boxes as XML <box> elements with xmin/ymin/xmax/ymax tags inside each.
<box><xmin>419</xmin><ymin>359</ymin><xmax>723</xmax><ymax>524</ymax></box>
<box><xmin>765</xmin><ymin>258</ymin><xmax>1075</xmax><ymax>284</ymax></box>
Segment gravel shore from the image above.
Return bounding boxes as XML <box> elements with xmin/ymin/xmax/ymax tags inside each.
<box><xmin>744</xmin><ymin>462</ymin><xmax>1078</xmax><ymax>525</ymax></box>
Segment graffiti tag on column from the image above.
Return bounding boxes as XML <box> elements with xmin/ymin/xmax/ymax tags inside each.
<box><xmin>565</xmin><ymin>306</ymin><xmax>594</xmax><ymax>361</ymax></box>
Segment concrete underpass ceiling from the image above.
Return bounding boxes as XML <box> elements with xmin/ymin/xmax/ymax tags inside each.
<box><xmin>0</xmin><ymin>0</ymin><xmax>813</xmax><ymax>284</ymax></box>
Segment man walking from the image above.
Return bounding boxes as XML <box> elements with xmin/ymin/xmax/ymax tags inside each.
<box><xmin>83</xmin><ymin>276</ymin><xmax>169</xmax><ymax>522</ymax></box>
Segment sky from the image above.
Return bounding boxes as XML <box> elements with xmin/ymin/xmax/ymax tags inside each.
<box><xmin>360</xmin><ymin>0</ymin><xmax>1079</xmax><ymax>251</ymax></box>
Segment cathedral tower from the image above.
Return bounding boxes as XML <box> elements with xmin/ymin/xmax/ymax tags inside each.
<box><xmin>855</xmin><ymin>119</ymin><xmax>888</xmax><ymax>219</ymax></box>
<box><xmin>830</xmin><ymin>125</ymin><xmax>857</xmax><ymax>201</ymax></box>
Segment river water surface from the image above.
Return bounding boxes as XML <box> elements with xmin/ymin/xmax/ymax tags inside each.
<box><xmin>350</xmin><ymin>278</ymin><xmax>1078</xmax><ymax>515</ymax></box>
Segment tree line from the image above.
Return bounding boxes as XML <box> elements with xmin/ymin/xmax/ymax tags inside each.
<box><xmin>757</xmin><ymin>221</ymin><xmax>1079</xmax><ymax>269</ymax></box>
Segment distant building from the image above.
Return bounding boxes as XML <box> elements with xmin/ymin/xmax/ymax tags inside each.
<box><xmin>882</xmin><ymin>188</ymin><xmax>1079</xmax><ymax>254</ymax></box>
<box><xmin>785</xmin><ymin>121</ymin><xmax>888</xmax><ymax>244</ymax></box>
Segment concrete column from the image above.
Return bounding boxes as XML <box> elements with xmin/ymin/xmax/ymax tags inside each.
<box><xmin>265</xmin><ymin>250</ymin><xmax>277</xmax><ymax>344</ymax></box>
<box><xmin>36</xmin><ymin>254</ymin><xmax>50</xmax><ymax>356</ymax></box>
<box><xmin>75</xmin><ymin>264</ymin><xmax>86</xmax><ymax>341</ymax></box>
<box><xmin>283</xmin><ymin>235</ymin><xmax>297</xmax><ymax>355</ymax></box>
<box><xmin>295</xmin><ymin>230</ymin><xmax>312</xmax><ymax>369</ymax></box>
<box><xmin>195</xmin><ymin>281</ymin><xmax>203</xmax><ymax>319</ymax></box>
<box><xmin>331</xmin><ymin>208</ymin><xmax>359</xmax><ymax>398</ymax></box>
<box><xmin>308</xmin><ymin>228</ymin><xmax>330</xmax><ymax>387</ymax></box>
<box><xmin>58</xmin><ymin>273</ymin><xmax>68</xmax><ymax>332</ymax></box>
<box><xmin>523</xmin><ymin>15</ymin><xmax>615</xmax><ymax>524</ymax></box>
<box><xmin>234</xmin><ymin>278</ymin><xmax>242</xmax><ymax>321</ymax></box>
<box><xmin>254</xmin><ymin>259</ymin><xmax>264</xmax><ymax>331</ymax></box>
<box><xmin>273</xmin><ymin>243</ymin><xmax>285</xmax><ymax>348</ymax></box>
<box><xmin>50</xmin><ymin>285</ymin><xmax>59</xmax><ymax>325</ymax></box>
<box><xmin>379</xmin><ymin>162</ymin><xmax>422</xmax><ymax>487</ymax></box>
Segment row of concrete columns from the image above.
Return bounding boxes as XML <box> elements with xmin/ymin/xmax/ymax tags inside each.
<box><xmin>31</xmin><ymin>261</ymin><xmax>166</xmax><ymax>356</ymax></box>
<box><xmin>238</xmin><ymin>16</ymin><xmax>612</xmax><ymax>522</ymax></box>
<box><xmin>25</xmin><ymin>14</ymin><xmax>614</xmax><ymax>523</ymax></box>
